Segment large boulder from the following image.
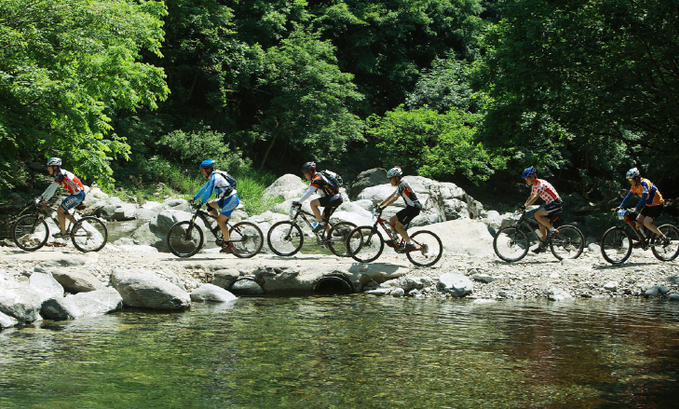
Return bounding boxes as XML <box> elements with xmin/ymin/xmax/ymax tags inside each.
<box><xmin>437</xmin><ymin>271</ymin><xmax>474</xmax><ymax>297</ymax></box>
<box><xmin>0</xmin><ymin>311</ymin><xmax>18</xmax><ymax>329</ymax></box>
<box><xmin>264</xmin><ymin>174</ymin><xmax>309</xmax><ymax>201</ymax></box>
<box><xmin>110</xmin><ymin>269</ymin><xmax>191</xmax><ymax>310</ymax></box>
<box><xmin>0</xmin><ymin>286</ymin><xmax>43</xmax><ymax>322</ymax></box>
<box><xmin>349</xmin><ymin>168</ymin><xmax>389</xmax><ymax>199</ymax></box>
<box><xmin>190</xmin><ymin>284</ymin><xmax>238</xmax><ymax>303</ymax></box>
<box><xmin>50</xmin><ymin>269</ymin><xmax>106</xmax><ymax>293</ymax></box>
<box><xmin>29</xmin><ymin>270</ymin><xmax>64</xmax><ymax>303</ymax></box>
<box><xmin>41</xmin><ymin>287</ymin><xmax>123</xmax><ymax>320</ymax></box>
<box><xmin>416</xmin><ymin>219</ymin><xmax>495</xmax><ymax>257</ymax></box>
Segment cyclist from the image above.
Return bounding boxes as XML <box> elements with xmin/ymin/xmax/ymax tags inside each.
<box><xmin>192</xmin><ymin>160</ymin><xmax>239</xmax><ymax>252</ymax></box>
<box><xmin>293</xmin><ymin>161</ymin><xmax>343</xmax><ymax>233</ymax></box>
<box><xmin>520</xmin><ymin>166</ymin><xmax>562</xmax><ymax>254</ymax></box>
<box><xmin>36</xmin><ymin>157</ymin><xmax>86</xmax><ymax>239</ymax></box>
<box><xmin>376</xmin><ymin>167</ymin><xmax>422</xmax><ymax>252</ymax></box>
<box><xmin>618</xmin><ymin>167</ymin><xmax>669</xmax><ymax>245</ymax></box>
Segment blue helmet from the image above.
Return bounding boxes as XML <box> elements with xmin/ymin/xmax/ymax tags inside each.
<box><xmin>199</xmin><ymin>160</ymin><xmax>215</xmax><ymax>170</ymax></box>
<box><xmin>47</xmin><ymin>157</ymin><xmax>62</xmax><ymax>166</ymax></box>
<box><xmin>522</xmin><ymin>166</ymin><xmax>536</xmax><ymax>179</ymax></box>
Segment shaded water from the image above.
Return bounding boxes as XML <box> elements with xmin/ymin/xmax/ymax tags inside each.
<box><xmin>1</xmin><ymin>297</ymin><xmax>678</xmax><ymax>408</ymax></box>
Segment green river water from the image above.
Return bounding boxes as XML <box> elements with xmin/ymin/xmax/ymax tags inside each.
<box><xmin>1</xmin><ymin>296</ymin><xmax>678</xmax><ymax>408</ymax></box>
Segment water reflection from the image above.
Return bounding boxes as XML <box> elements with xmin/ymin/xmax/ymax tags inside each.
<box><xmin>0</xmin><ymin>298</ymin><xmax>677</xmax><ymax>408</ymax></box>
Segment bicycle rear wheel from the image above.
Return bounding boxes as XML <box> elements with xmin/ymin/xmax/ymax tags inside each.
<box><xmin>326</xmin><ymin>222</ymin><xmax>356</xmax><ymax>257</ymax></box>
<box><xmin>406</xmin><ymin>230</ymin><xmax>443</xmax><ymax>267</ymax></box>
<box><xmin>651</xmin><ymin>224</ymin><xmax>679</xmax><ymax>261</ymax></box>
<box><xmin>600</xmin><ymin>226</ymin><xmax>632</xmax><ymax>264</ymax></box>
<box><xmin>12</xmin><ymin>214</ymin><xmax>49</xmax><ymax>251</ymax></box>
<box><xmin>493</xmin><ymin>225</ymin><xmax>529</xmax><ymax>262</ymax></box>
<box><xmin>71</xmin><ymin>217</ymin><xmax>108</xmax><ymax>252</ymax></box>
<box><xmin>347</xmin><ymin>226</ymin><xmax>384</xmax><ymax>263</ymax></box>
<box><xmin>229</xmin><ymin>221</ymin><xmax>264</xmax><ymax>258</ymax></box>
<box><xmin>549</xmin><ymin>225</ymin><xmax>584</xmax><ymax>260</ymax></box>
<box><xmin>167</xmin><ymin>221</ymin><xmax>204</xmax><ymax>258</ymax></box>
<box><xmin>267</xmin><ymin>221</ymin><xmax>304</xmax><ymax>256</ymax></box>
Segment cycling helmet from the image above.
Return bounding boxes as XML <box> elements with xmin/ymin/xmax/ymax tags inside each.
<box><xmin>387</xmin><ymin>167</ymin><xmax>403</xmax><ymax>178</ymax></box>
<box><xmin>521</xmin><ymin>166</ymin><xmax>536</xmax><ymax>179</ymax></box>
<box><xmin>199</xmin><ymin>160</ymin><xmax>215</xmax><ymax>170</ymax></box>
<box><xmin>302</xmin><ymin>161</ymin><xmax>316</xmax><ymax>172</ymax></box>
<box><xmin>625</xmin><ymin>167</ymin><xmax>640</xmax><ymax>179</ymax></box>
<box><xmin>46</xmin><ymin>157</ymin><xmax>62</xmax><ymax>167</ymax></box>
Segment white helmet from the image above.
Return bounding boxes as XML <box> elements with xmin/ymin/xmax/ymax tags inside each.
<box><xmin>387</xmin><ymin>167</ymin><xmax>403</xmax><ymax>178</ymax></box>
<box><xmin>625</xmin><ymin>167</ymin><xmax>640</xmax><ymax>179</ymax></box>
<box><xmin>46</xmin><ymin>157</ymin><xmax>62</xmax><ymax>166</ymax></box>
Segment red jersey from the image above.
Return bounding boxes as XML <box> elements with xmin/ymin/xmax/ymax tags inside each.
<box><xmin>531</xmin><ymin>178</ymin><xmax>560</xmax><ymax>204</ymax></box>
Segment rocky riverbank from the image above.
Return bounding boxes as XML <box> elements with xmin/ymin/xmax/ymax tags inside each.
<box><xmin>2</xmin><ymin>169</ymin><xmax>679</xmax><ymax>330</ymax></box>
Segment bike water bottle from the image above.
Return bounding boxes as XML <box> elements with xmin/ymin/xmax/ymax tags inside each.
<box><xmin>534</xmin><ymin>229</ymin><xmax>541</xmax><ymax>238</ymax></box>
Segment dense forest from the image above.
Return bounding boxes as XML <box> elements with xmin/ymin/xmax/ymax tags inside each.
<box><xmin>1</xmin><ymin>0</ymin><xmax>678</xmax><ymax>212</ymax></box>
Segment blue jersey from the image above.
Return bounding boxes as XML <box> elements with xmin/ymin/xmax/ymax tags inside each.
<box><xmin>193</xmin><ymin>170</ymin><xmax>236</xmax><ymax>204</ymax></box>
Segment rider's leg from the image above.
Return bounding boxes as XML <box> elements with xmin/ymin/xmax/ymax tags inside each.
<box><xmin>534</xmin><ymin>208</ymin><xmax>550</xmax><ymax>241</ymax></box>
<box><xmin>56</xmin><ymin>206</ymin><xmax>72</xmax><ymax>234</ymax></box>
<box><xmin>310</xmin><ymin>199</ymin><xmax>323</xmax><ymax>223</ymax></box>
<box><xmin>58</xmin><ymin>194</ymin><xmax>82</xmax><ymax>234</ymax></box>
<box><xmin>642</xmin><ymin>216</ymin><xmax>663</xmax><ymax>237</ymax></box>
<box><xmin>207</xmin><ymin>200</ymin><xmax>230</xmax><ymax>241</ymax></box>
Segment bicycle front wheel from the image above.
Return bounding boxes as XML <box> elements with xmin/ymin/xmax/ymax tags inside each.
<box><xmin>229</xmin><ymin>222</ymin><xmax>264</xmax><ymax>258</ymax></box>
<box><xmin>347</xmin><ymin>226</ymin><xmax>384</xmax><ymax>263</ymax></box>
<box><xmin>549</xmin><ymin>225</ymin><xmax>584</xmax><ymax>260</ymax></box>
<box><xmin>12</xmin><ymin>214</ymin><xmax>49</xmax><ymax>251</ymax></box>
<box><xmin>267</xmin><ymin>221</ymin><xmax>304</xmax><ymax>256</ymax></box>
<box><xmin>167</xmin><ymin>221</ymin><xmax>204</xmax><ymax>258</ymax></box>
<box><xmin>493</xmin><ymin>225</ymin><xmax>529</xmax><ymax>262</ymax></box>
<box><xmin>406</xmin><ymin>230</ymin><xmax>443</xmax><ymax>267</ymax></box>
<box><xmin>652</xmin><ymin>224</ymin><xmax>679</xmax><ymax>261</ymax></box>
<box><xmin>71</xmin><ymin>217</ymin><xmax>108</xmax><ymax>252</ymax></box>
<box><xmin>600</xmin><ymin>226</ymin><xmax>632</xmax><ymax>264</ymax></box>
<box><xmin>326</xmin><ymin>221</ymin><xmax>356</xmax><ymax>257</ymax></box>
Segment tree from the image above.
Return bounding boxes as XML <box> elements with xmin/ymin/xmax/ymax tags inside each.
<box><xmin>0</xmin><ymin>0</ymin><xmax>169</xmax><ymax>190</ymax></box>
<box><xmin>368</xmin><ymin>105</ymin><xmax>501</xmax><ymax>183</ymax></box>
<box><xmin>479</xmin><ymin>0</ymin><xmax>679</xmax><ymax>196</ymax></box>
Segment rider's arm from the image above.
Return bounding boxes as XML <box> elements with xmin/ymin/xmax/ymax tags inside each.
<box><xmin>39</xmin><ymin>182</ymin><xmax>59</xmax><ymax>202</ymax></box>
<box><xmin>635</xmin><ymin>193</ymin><xmax>648</xmax><ymax>211</ymax></box>
<box><xmin>380</xmin><ymin>191</ymin><xmax>399</xmax><ymax>208</ymax></box>
<box><xmin>297</xmin><ymin>185</ymin><xmax>317</xmax><ymax>204</ymax></box>
<box><xmin>619</xmin><ymin>192</ymin><xmax>634</xmax><ymax>209</ymax></box>
<box><xmin>194</xmin><ymin>176</ymin><xmax>216</xmax><ymax>204</ymax></box>
<box><xmin>523</xmin><ymin>193</ymin><xmax>539</xmax><ymax>208</ymax></box>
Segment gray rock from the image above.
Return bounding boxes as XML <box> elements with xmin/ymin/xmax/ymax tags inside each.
<box><xmin>366</xmin><ymin>288</ymin><xmax>393</xmax><ymax>296</ymax></box>
<box><xmin>69</xmin><ymin>287</ymin><xmax>124</xmax><ymax>316</ymax></box>
<box><xmin>50</xmin><ymin>269</ymin><xmax>105</xmax><ymax>293</ymax></box>
<box><xmin>264</xmin><ymin>174</ymin><xmax>309</xmax><ymax>201</ymax></box>
<box><xmin>109</xmin><ymin>203</ymin><xmax>138</xmax><ymax>221</ymax></box>
<box><xmin>190</xmin><ymin>284</ymin><xmax>237</xmax><ymax>303</ymax></box>
<box><xmin>645</xmin><ymin>286</ymin><xmax>669</xmax><ymax>298</ymax></box>
<box><xmin>110</xmin><ymin>269</ymin><xmax>191</xmax><ymax>310</ymax></box>
<box><xmin>0</xmin><ymin>311</ymin><xmax>18</xmax><ymax>328</ymax></box>
<box><xmin>349</xmin><ymin>168</ymin><xmax>389</xmax><ymax>199</ymax></box>
<box><xmin>0</xmin><ymin>286</ymin><xmax>43</xmax><ymax>322</ymax></box>
<box><xmin>230</xmin><ymin>277</ymin><xmax>265</xmax><ymax>295</ymax></box>
<box><xmin>390</xmin><ymin>287</ymin><xmax>405</xmax><ymax>297</ymax></box>
<box><xmin>472</xmin><ymin>274</ymin><xmax>497</xmax><ymax>284</ymax></box>
<box><xmin>38</xmin><ymin>257</ymin><xmax>87</xmax><ymax>267</ymax></box>
<box><xmin>547</xmin><ymin>288</ymin><xmax>573</xmax><ymax>301</ymax></box>
<box><xmin>437</xmin><ymin>271</ymin><xmax>474</xmax><ymax>297</ymax></box>
<box><xmin>213</xmin><ymin>268</ymin><xmax>241</xmax><ymax>289</ymax></box>
<box><xmin>29</xmin><ymin>270</ymin><xmax>64</xmax><ymax>302</ymax></box>
<box><xmin>603</xmin><ymin>281</ymin><xmax>618</xmax><ymax>292</ymax></box>
<box><xmin>41</xmin><ymin>297</ymin><xmax>82</xmax><ymax>320</ymax></box>
<box><xmin>669</xmin><ymin>294</ymin><xmax>679</xmax><ymax>301</ymax></box>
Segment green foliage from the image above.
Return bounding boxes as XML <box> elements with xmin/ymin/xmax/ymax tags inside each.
<box><xmin>0</xmin><ymin>0</ymin><xmax>169</xmax><ymax>190</ymax></box>
<box><xmin>157</xmin><ymin>129</ymin><xmax>251</xmax><ymax>174</ymax></box>
<box><xmin>368</xmin><ymin>106</ymin><xmax>503</xmax><ymax>183</ymax></box>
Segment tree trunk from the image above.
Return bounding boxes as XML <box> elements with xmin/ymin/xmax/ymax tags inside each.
<box><xmin>258</xmin><ymin>128</ymin><xmax>280</xmax><ymax>171</ymax></box>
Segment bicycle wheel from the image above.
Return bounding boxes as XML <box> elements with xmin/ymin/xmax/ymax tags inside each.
<box><xmin>651</xmin><ymin>224</ymin><xmax>679</xmax><ymax>261</ymax></box>
<box><xmin>229</xmin><ymin>221</ymin><xmax>264</xmax><ymax>258</ymax></box>
<box><xmin>167</xmin><ymin>221</ymin><xmax>204</xmax><ymax>258</ymax></box>
<box><xmin>326</xmin><ymin>221</ymin><xmax>356</xmax><ymax>257</ymax></box>
<box><xmin>600</xmin><ymin>226</ymin><xmax>632</xmax><ymax>264</ymax></box>
<box><xmin>493</xmin><ymin>225</ymin><xmax>529</xmax><ymax>262</ymax></box>
<box><xmin>12</xmin><ymin>214</ymin><xmax>49</xmax><ymax>251</ymax></box>
<box><xmin>549</xmin><ymin>225</ymin><xmax>584</xmax><ymax>260</ymax></box>
<box><xmin>406</xmin><ymin>230</ymin><xmax>443</xmax><ymax>267</ymax></box>
<box><xmin>347</xmin><ymin>226</ymin><xmax>384</xmax><ymax>263</ymax></box>
<box><xmin>71</xmin><ymin>217</ymin><xmax>108</xmax><ymax>252</ymax></box>
<box><xmin>267</xmin><ymin>221</ymin><xmax>304</xmax><ymax>256</ymax></box>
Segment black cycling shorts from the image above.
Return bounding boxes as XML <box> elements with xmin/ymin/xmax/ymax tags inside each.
<box><xmin>396</xmin><ymin>206</ymin><xmax>420</xmax><ymax>225</ymax></box>
<box><xmin>543</xmin><ymin>200</ymin><xmax>562</xmax><ymax>215</ymax></box>
<box><xmin>640</xmin><ymin>204</ymin><xmax>663</xmax><ymax>220</ymax></box>
<box><xmin>317</xmin><ymin>195</ymin><xmax>343</xmax><ymax>220</ymax></box>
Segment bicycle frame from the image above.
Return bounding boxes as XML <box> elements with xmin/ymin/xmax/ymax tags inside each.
<box><xmin>509</xmin><ymin>210</ymin><xmax>559</xmax><ymax>243</ymax></box>
<box><xmin>368</xmin><ymin>210</ymin><xmax>405</xmax><ymax>250</ymax></box>
<box><xmin>186</xmin><ymin>206</ymin><xmax>231</xmax><ymax>245</ymax></box>
<box><xmin>289</xmin><ymin>205</ymin><xmax>336</xmax><ymax>245</ymax></box>
<box><xmin>618</xmin><ymin>211</ymin><xmax>652</xmax><ymax>249</ymax></box>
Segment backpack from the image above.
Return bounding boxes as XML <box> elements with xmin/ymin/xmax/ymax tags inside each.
<box><xmin>213</xmin><ymin>171</ymin><xmax>236</xmax><ymax>195</ymax></box>
<box><xmin>320</xmin><ymin>169</ymin><xmax>343</xmax><ymax>192</ymax></box>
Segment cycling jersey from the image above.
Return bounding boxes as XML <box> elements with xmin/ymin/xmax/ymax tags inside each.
<box><xmin>40</xmin><ymin>169</ymin><xmax>85</xmax><ymax>201</ymax></box>
<box><xmin>194</xmin><ymin>170</ymin><xmax>236</xmax><ymax>204</ymax></box>
<box><xmin>620</xmin><ymin>178</ymin><xmax>664</xmax><ymax>210</ymax></box>
<box><xmin>298</xmin><ymin>172</ymin><xmax>341</xmax><ymax>203</ymax></box>
<box><xmin>397</xmin><ymin>181</ymin><xmax>422</xmax><ymax>209</ymax></box>
<box><xmin>530</xmin><ymin>178</ymin><xmax>561</xmax><ymax>204</ymax></box>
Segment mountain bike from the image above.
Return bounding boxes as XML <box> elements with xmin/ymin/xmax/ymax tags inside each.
<box><xmin>493</xmin><ymin>209</ymin><xmax>584</xmax><ymax>262</ymax></box>
<box><xmin>346</xmin><ymin>206</ymin><xmax>443</xmax><ymax>267</ymax></box>
<box><xmin>166</xmin><ymin>203</ymin><xmax>263</xmax><ymax>258</ymax></box>
<box><xmin>267</xmin><ymin>204</ymin><xmax>356</xmax><ymax>257</ymax></box>
<box><xmin>600</xmin><ymin>209</ymin><xmax>679</xmax><ymax>264</ymax></box>
<box><xmin>12</xmin><ymin>201</ymin><xmax>108</xmax><ymax>252</ymax></box>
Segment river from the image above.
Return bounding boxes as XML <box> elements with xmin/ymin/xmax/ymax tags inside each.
<box><xmin>1</xmin><ymin>296</ymin><xmax>678</xmax><ymax>408</ymax></box>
